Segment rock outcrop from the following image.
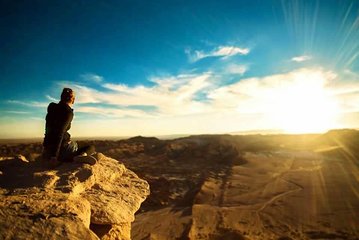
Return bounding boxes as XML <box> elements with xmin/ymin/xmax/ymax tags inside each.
<box><xmin>0</xmin><ymin>153</ymin><xmax>150</xmax><ymax>240</ymax></box>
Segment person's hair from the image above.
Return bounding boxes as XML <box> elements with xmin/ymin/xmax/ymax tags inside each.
<box><xmin>60</xmin><ymin>88</ymin><xmax>75</xmax><ymax>103</ymax></box>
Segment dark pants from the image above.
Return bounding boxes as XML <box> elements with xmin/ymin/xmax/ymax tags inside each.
<box><xmin>58</xmin><ymin>141</ymin><xmax>96</xmax><ymax>162</ymax></box>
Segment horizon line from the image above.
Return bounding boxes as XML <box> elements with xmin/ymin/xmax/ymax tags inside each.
<box><xmin>1</xmin><ymin>128</ymin><xmax>357</xmax><ymax>143</ymax></box>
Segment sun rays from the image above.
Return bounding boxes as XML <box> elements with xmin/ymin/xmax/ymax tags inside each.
<box><xmin>269</xmin><ymin>69</ymin><xmax>340</xmax><ymax>133</ymax></box>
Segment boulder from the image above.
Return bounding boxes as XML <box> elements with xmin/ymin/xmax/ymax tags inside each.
<box><xmin>0</xmin><ymin>153</ymin><xmax>150</xmax><ymax>240</ymax></box>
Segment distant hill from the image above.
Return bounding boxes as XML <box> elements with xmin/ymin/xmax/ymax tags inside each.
<box><xmin>314</xmin><ymin>129</ymin><xmax>359</xmax><ymax>161</ymax></box>
<box><xmin>1</xmin><ymin>129</ymin><xmax>359</xmax><ymax>161</ymax></box>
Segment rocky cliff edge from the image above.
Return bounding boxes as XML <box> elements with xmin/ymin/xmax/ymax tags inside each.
<box><xmin>0</xmin><ymin>153</ymin><xmax>150</xmax><ymax>240</ymax></box>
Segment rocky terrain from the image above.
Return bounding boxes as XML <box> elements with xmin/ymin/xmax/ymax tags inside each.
<box><xmin>0</xmin><ymin>153</ymin><xmax>149</xmax><ymax>240</ymax></box>
<box><xmin>1</xmin><ymin>129</ymin><xmax>359</xmax><ymax>239</ymax></box>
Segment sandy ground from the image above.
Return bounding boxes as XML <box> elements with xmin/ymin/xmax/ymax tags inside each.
<box><xmin>132</xmin><ymin>150</ymin><xmax>359</xmax><ymax>240</ymax></box>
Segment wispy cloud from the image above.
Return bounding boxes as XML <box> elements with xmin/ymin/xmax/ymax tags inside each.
<box><xmin>325</xmin><ymin>70</ymin><xmax>359</xmax><ymax>113</ymax></box>
<box><xmin>51</xmin><ymin>72</ymin><xmax>213</xmax><ymax>119</ymax></box>
<box><xmin>30</xmin><ymin>117</ymin><xmax>43</xmax><ymax>121</ymax></box>
<box><xmin>7</xmin><ymin>100</ymin><xmax>47</xmax><ymax>108</ymax></box>
<box><xmin>57</xmin><ymin>82</ymin><xmax>103</xmax><ymax>104</ymax></box>
<box><xmin>186</xmin><ymin>45</ymin><xmax>250</xmax><ymax>62</ymax></box>
<box><xmin>225</xmin><ymin>64</ymin><xmax>248</xmax><ymax>75</ymax></box>
<box><xmin>101</xmin><ymin>73</ymin><xmax>213</xmax><ymax>115</ymax></box>
<box><xmin>46</xmin><ymin>95</ymin><xmax>58</xmax><ymax>102</ymax></box>
<box><xmin>291</xmin><ymin>55</ymin><xmax>312</xmax><ymax>62</ymax></box>
<box><xmin>76</xmin><ymin>106</ymin><xmax>153</xmax><ymax>118</ymax></box>
<box><xmin>4</xmin><ymin>111</ymin><xmax>30</xmax><ymax>114</ymax></box>
<box><xmin>52</xmin><ymin>73</ymin><xmax>215</xmax><ymax>119</ymax></box>
<box><xmin>80</xmin><ymin>73</ymin><xmax>104</xmax><ymax>83</ymax></box>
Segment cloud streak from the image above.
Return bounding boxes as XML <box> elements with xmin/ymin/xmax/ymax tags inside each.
<box><xmin>187</xmin><ymin>45</ymin><xmax>250</xmax><ymax>62</ymax></box>
<box><xmin>80</xmin><ymin>73</ymin><xmax>104</xmax><ymax>83</ymax></box>
<box><xmin>291</xmin><ymin>55</ymin><xmax>312</xmax><ymax>62</ymax></box>
<box><xmin>7</xmin><ymin>100</ymin><xmax>47</xmax><ymax>108</ymax></box>
<box><xmin>4</xmin><ymin>111</ymin><xmax>30</xmax><ymax>114</ymax></box>
<box><xmin>76</xmin><ymin>106</ymin><xmax>152</xmax><ymax>118</ymax></box>
<box><xmin>46</xmin><ymin>95</ymin><xmax>58</xmax><ymax>102</ymax></box>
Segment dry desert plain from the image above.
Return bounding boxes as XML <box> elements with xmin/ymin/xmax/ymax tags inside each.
<box><xmin>0</xmin><ymin>129</ymin><xmax>358</xmax><ymax>240</ymax></box>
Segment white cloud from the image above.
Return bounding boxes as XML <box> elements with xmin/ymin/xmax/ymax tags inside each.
<box><xmin>187</xmin><ymin>45</ymin><xmax>250</xmax><ymax>62</ymax></box>
<box><xmin>226</xmin><ymin>64</ymin><xmax>248</xmax><ymax>75</ymax></box>
<box><xmin>6</xmin><ymin>67</ymin><xmax>359</xmax><ymax>137</ymax></box>
<box><xmin>80</xmin><ymin>73</ymin><xmax>104</xmax><ymax>83</ymax></box>
<box><xmin>206</xmin><ymin>68</ymin><xmax>359</xmax><ymax>133</ymax></box>
<box><xmin>291</xmin><ymin>55</ymin><xmax>312</xmax><ymax>62</ymax></box>
<box><xmin>208</xmin><ymin>68</ymin><xmax>336</xmax><ymax>112</ymax></box>
<box><xmin>214</xmin><ymin>46</ymin><xmax>250</xmax><ymax>57</ymax></box>
<box><xmin>52</xmin><ymin>73</ymin><xmax>215</xmax><ymax>119</ymax></box>
<box><xmin>62</xmin><ymin>68</ymin><xmax>359</xmax><ymax>123</ymax></box>
<box><xmin>101</xmin><ymin>73</ymin><xmax>213</xmax><ymax>115</ymax></box>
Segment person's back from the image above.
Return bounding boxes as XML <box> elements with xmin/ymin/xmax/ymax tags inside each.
<box><xmin>42</xmin><ymin>88</ymin><xmax>75</xmax><ymax>161</ymax></box>
<box><xmin>43</xmin><ymin>101</ymin><xmax>74</xmax><ymax>160</ymax></box>
<box><xmin>42</xmin><ymin>88</ymin><xmax>97</xmax><ymax>165</ymax></box>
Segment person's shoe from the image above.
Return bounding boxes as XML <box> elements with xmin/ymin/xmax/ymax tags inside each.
<box><xmin>73</xmin><ymin>155</ymin><xmax>97</xmax><ymax>165</ymax></box>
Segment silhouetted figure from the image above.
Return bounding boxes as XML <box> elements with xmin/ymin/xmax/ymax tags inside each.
<box><xmin>42</xmin><ymin>88</ymin><xmax>96</xmax><ymax>165</ymax></box>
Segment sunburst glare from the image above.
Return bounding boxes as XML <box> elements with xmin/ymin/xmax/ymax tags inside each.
<box><xmin>270</xmin><ymin>70</ymin><xmax>340</xmax><ymax>133</ymax></box>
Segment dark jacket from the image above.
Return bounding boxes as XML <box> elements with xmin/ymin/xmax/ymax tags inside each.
<box><xmin>43</xmin><ymin>101</ymin><xmax>73</xmax><ymax>158</ymax></box>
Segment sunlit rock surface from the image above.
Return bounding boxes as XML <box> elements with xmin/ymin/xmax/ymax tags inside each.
<box><xmin>0</xmin><ymin>153</ymin><xmax>149</xmax><ymax>240</ymax></box>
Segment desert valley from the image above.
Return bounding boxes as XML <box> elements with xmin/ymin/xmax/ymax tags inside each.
<box><xmin>1</xmin><ymin>129</ymin><xmax>358</xmax><ymax>239</ymax></box>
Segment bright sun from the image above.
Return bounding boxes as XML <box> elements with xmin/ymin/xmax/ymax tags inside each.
<box><xmin>269</xmin><ymin>70</ymin><xmax>340</xmax><ymax>134</ymax></box>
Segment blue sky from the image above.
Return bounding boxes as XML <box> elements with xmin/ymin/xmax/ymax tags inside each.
<box><xmin>0</xmin><ymin>0</ymin><xmax>359</xmax><ymax>138</ymax></box>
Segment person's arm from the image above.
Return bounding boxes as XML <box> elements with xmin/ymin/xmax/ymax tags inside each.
<box><xmin>53</xmin><ymin>111</ymin><xmax>73</xmax><ymax>160</ymax></box>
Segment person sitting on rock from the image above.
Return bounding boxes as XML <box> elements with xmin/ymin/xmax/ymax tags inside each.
<box><xmin>42</xmin><ymin>88</ymin><xmax>97</xmax><ymax>165</ymax></box>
